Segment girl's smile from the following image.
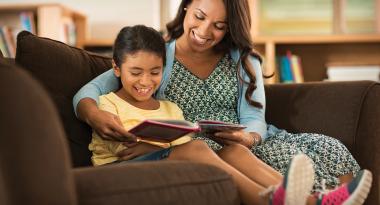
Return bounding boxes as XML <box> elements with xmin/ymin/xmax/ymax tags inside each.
<box><xmin>113</xmin><ymin>50</ymin><xmax>163</xmax><ymax>109</ymax></box>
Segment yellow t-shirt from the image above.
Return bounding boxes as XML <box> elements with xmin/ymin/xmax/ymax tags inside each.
<box><xmin>89</xmin><ymin>92</ymin><xmax>192</xmax><ymax>166</ymax></box>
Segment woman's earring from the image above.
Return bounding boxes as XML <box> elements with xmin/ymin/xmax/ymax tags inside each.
<box><xmin>184</xmin><ymin>7</ymin><xmax>187</xmax><ymax>11</ymax></box>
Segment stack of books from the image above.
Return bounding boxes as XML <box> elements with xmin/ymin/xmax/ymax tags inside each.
<box><xmin>0</xmin><ymin>11</ymin><xmax>35</xmax><ymax>57</ymax></box>
<box><xmin>326</xmin><ymin>63</ymin><xmax>380</xmax><ymax>82</ymax></box>
<box><xmin>277</xmin><ymin>51</ymin><xmax>304</xmax><ymax>83</ymax></box>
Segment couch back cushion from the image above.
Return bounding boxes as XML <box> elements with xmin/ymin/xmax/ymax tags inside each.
<box><xmin>264</xmin><ymin>81</ymin><xmax>374</xmax><ymax>151</ymax></box>
<box><xmin>15</xmin><ymin>31</ymin><xmax>112</xmax><ymax>167</ymax></box>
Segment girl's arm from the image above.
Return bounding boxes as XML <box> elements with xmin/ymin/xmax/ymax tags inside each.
<box><xmin>73</xmin><ymin>69</ymin><xmax>134</xmax><ymax>141</ymax></box>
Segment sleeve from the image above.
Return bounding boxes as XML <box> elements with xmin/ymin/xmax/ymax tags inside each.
<box><xmin>72</xmin><ymin>69</ymin><xmax>120</xmax><ymax>117</ymax></box>
<box><xmin>238</xmin><ymin>55</ymin><xmax>268</xmax><ymax>140</ymax></box>
<box><xmin>89</xmin><ymin>95</ymin><xmax>120</xmax><ymax>166</ymax></box>
<box><xmin>98</xmin><ymin>95</ymin><xmax>118</xmax><ymax>115</ymax></box>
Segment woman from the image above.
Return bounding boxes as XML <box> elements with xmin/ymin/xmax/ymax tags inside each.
<box><xmin>74</xmin><ymin>0</ymin><xmax>364</xmax><ymax>199</ymax></box>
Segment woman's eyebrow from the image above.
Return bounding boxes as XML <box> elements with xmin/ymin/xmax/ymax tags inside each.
<box><xmin>195</xmin><ymin>8</ymin><xmax>227</xmax><ymax>24</ymax></box>
<box><xmin>195</xmin><ymin>8</ymin><xmax>207</xmax><ymax>16</ymax></box>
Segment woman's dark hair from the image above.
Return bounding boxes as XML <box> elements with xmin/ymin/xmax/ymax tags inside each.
<box><xmin>166</xmin><ymin>0</ymin><xmax>267</xmax><ymax>108</ymax></box>
<box><xmin>113</xmin><ymin>25</ymin><xmax>166</xmax><ymax>68</ymax></box>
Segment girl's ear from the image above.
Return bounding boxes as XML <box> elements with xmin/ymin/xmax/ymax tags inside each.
<box><xmin>112</xmin><ymin>59</ymin><xmax>121</xmax><ymax>77</ymax></box>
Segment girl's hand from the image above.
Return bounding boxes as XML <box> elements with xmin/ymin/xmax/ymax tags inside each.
<box><xmin>88</xmin><ymin>109</ymin><xmax>137</xmax><ymax>142</ymax></box>
<box><xmin>117</xmin><ymin>142</ymin><xmax>162</xmax><ymax>161</ymax></box>
<box><xmin>211</xmin><ymin>130</ymin><xmax>261</xmax><ymax>148</ymax></box>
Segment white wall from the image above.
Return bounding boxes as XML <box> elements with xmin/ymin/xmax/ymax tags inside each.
<box><xmin>0</xmin><ymin>0</ymin><xmax>177</xmax><ymax>40</ymax></box>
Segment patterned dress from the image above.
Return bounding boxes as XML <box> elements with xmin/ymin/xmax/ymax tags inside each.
<box><xmin>164</xmin><ymin>53</ymin><xmax>360</xmax><ymax>190</ymax></box>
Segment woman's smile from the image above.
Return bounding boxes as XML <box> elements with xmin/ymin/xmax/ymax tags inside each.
<box><xmin>191</xmin><ymin>30</ymin><xmax>209</xmax><ymax>45</ymax></box>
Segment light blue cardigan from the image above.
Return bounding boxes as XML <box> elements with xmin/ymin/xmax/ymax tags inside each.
<box><xmin>73</xmin><ymin>40</ymin><xmax>269</xmax><ymax>140</ymax></box>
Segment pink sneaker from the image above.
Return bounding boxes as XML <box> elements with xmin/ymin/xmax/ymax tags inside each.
<box><xmin>267</xmin><ymin>154</ymin><xmax>315</xmax><ymax>205</ymax></box>
<box><xmin>315</xmin><ymin>170</ymin><xmax>372</xmax><ymax>205</ymax></box>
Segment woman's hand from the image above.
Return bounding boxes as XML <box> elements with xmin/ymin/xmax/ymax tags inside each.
<box><xmin>211</xmin><ymin>130</ymin><xmax>261</xmax><ymax>148</ymax></box>
<box><xmin>117</xmin><ymin>142</ymin><xmax>162</xmax><ymax>161</ymax></box>
<box><xmin>88</xmin><ymin>109</ymin><xmax>137</xmax><ymax>142</ymax></box>
<box><xmin>77</xmin><ymin>98</ymin><xmax>137</xmax><ymax>142</ymax></box>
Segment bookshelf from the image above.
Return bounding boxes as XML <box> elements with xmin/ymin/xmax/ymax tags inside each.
<box><xmin>82</xmin><ymin>0</ymin><xmax>380</xmax><ymax>84</ymax></box>
<box><xmin>0</xmin><ymin>3</ymin><xmax>86</xmax><ymax>57</ymax></box>
<box><xmin>250</xmin><ymin>0</ymin><xmax>380</xmax><ymax>84</ymax></box>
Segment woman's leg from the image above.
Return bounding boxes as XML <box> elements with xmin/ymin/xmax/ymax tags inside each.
<box><xmin>217</xmin><ymin>143</ymin><xmax>282</xmax><ymax>187</ymax></box>
<box><xmin>254</xmin><ymin>130</ymin><xmax>360</xmax><ymax>190</ymax></box>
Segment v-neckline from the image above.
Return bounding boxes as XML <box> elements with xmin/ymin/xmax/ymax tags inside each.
<box><xmin>174</xmin><ymin>54</ymin><xmax>226</xmax><ymax>82</ymax></box>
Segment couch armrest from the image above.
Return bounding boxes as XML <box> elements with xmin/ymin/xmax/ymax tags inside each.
<box><xmin>73</xmin><ymin>161</ymin><xmax>239</xmax><ymax>205</ymax></box>
<box><xmin>265</xmin><ymin>81</ymin><xmax>380</xmax><ymax>204</ymax></box>
<box><xmin>354</xmin><ymin>83</ymin><xmax>380</xmax><ymax>204</ymax></box>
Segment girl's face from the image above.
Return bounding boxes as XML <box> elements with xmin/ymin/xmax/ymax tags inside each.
<box><xmin>182</xmin><ymin>0</ymin><xmax>228</xmax><ymax>53</ymax></box>
<box><xmin>113</xmin><ymin>51</ymin><xmax>163</xmax><ymax>103</ymax></box>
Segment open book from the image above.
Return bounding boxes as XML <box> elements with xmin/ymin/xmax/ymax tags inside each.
<box><xmin>128</xmin><ymin>119</ymin><xmax>246</xmax><ymax>143</ymax></box>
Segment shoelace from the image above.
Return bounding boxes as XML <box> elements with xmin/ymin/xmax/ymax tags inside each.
<box><xmin>314</xmin><ymin>179</ymin><xmax>332</xmax><ymax>200</ymax></box>
<box><xmin>259</xmin><ymin>185</ymin><xmax>278</xmax><ymax>197</ymax></box>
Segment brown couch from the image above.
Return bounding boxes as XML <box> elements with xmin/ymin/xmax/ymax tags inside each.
<box><xmin>0</xmin><ymin>32</ymin><xmax>239</xmax><ymax>205</ymax></box>
<box><xmin>0</xmin><ymin>31</ymin><xmax>379</xmax><ymax>204</ymax></box>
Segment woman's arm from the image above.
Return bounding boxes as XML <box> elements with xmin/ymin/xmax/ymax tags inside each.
<box><xmin>207</xmin><ymin>55</ymin><xmax>267</xmax><ymax>148</ymax></box>
<box><xmin>73</xmin><ymin>69</ymin><xmax>134</xmax><ymax>141</ymax></box>
<box><xmin>73</xmin><ymin>69</ymin><xmax>119</xmax><ymax>116</ymax></box>
<box><xmin>238</xmin><ymin>55</ymin><xmax>267</xmax><ymax>142</ymax></box>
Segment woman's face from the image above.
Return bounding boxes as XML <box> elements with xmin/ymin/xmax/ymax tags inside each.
<box><xmin>182</xmin><ymin>0</ymin><xmax>228</xmax><ymax>53</ymax></box>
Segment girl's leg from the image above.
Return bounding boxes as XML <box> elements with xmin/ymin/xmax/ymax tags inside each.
<box><xmin>339</xmin><ymin>173</ymin><xmax>354</xmax><ymax>185</ymax></box>
<box><xmin>168</xmin><ymin>140</ymin><xmax>267</xmax><ymax>204</ymax></box>
<box><xmin>216</xmin><ymin>143</ymin><xmax>373</xmax><ymax>205</ymax></box>
<box><xmin>167</xmin><ymin>140</ymin><xmax>314</xmax><ymax>205</ymax></box>
<box><xmin>217</xmin><ymin>143</ymin><xmax>282</xmax><ymax>187</ymax></box>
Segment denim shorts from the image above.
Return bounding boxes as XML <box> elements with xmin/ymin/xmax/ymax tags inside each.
<box><xmin>114</xmin><ymin>147</ymin><xmax>173</xmax><ymax>163</ymax></box>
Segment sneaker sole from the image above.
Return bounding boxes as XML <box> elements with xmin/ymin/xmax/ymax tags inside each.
<box><xmin>285</xmin><ymin>154</ymin><xmax>315</xmax><ymax>205</ymax></box>
<box><xmin>343</xmin><ymin>170</ymin><xmax>372</xmax><ymax>205</ymax></box>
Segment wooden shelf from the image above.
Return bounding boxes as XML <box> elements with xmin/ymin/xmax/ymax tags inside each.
<box><xmin>84</xmin><ymin>39</ymin><xmax>114</xmax><ymax>47</ymax></box>
<box><xmin>0</xmin><ymin>3</ymin><xmax>87</xmax><ymax>54</ymax></box>
<box><xmin>254</xmin><ymin>34</ymin><xmax>380</xmax><ymax>44</ymax></box>
<box><xmin>249</xmin><ymin>0</ymin><xmax>380</xmax><ymax>84</ymax></box>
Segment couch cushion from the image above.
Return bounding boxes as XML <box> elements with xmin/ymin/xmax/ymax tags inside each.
<box><xmin>15</xmin><ymin>31</ymin><xmax>112</xmax><ymax>167</ymax></box>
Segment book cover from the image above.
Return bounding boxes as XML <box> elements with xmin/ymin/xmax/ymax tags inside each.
<box><xmin>129</xmin><ymin>119</ymin><xmax>200</xmax><ymax>143</ymax></box>
<box><xmin>0</xmin><ymin>29</ymin><xmax>10</xmax><ymax>57</ymax></box>
<box><xmin>198</xmin><ymin>120</ymin><xmax>246</xmax><ymax>134</ymax></box>
<box><xmin>128</xmin><ymin>120</ymin><xmax>246</xmax><ymax>142</ymax></box>
<box><xmin>279</xmin><ymin>56</ymin><xmax>294</xmax><ymax>83</ymax></box>
<box><xmin>290</xmin><ymin>55</ymin><xmax>304</xmax><ymax>83</ymax></box>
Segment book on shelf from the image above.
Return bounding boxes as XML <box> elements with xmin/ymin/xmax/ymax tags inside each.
<box><xmin>0</xmin><ymin>26</ymin><xmax>16</xmax><ymax>58</ymax></box>
<box><xmin>326</xmin><ymin>62</ymin><xmax>380</xmax><ymax>82</ymax></box>
<box><xmin>61</xmin><ymin>16</ymin><xmax>77</xmax><ymax>46</ymax></box>
<box><xmin>0</xmin><ymin>11</ymin><xmax>36</xmax><ymax>57</ymax></box>
<box><xmin>20</xmin><ymin>11</ymin><xmax>36</xmax><ymax>34</ymax></box>
<box><xmin>0</xmin><ymin>29</ymin><xmax>10</xmax><ymax>57</ymax></box>
<box><xmin>277</xmin><ymin>51</ymin><xmax>304</xmax><ymax>83</ymax></box>
<box><xmin>129</xmin><ymin>119</ymin><xmax>246</xmax><ymax>143</ymax></box>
